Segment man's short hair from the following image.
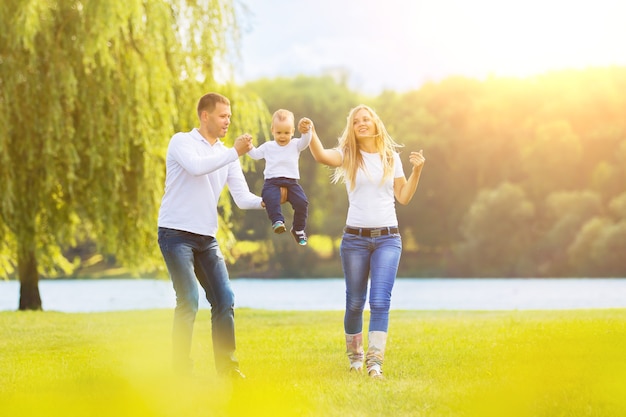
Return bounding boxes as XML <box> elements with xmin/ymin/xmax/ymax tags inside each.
<box><xmin>197</xmin><ymin>93</ymin><xmax>230</xmax><ymax>118</ymax></box>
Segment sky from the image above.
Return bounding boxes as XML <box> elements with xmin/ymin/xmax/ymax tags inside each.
<box><xmin>234</xmin><ymin>0</ymin><xmax>626</xmax><ymax>94</ymax></box>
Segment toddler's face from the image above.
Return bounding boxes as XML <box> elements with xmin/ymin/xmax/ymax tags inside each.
<box><xmin>271</xmin><ymin>120</ymin><xmax>295</xmax><ymax>146</ymax></box>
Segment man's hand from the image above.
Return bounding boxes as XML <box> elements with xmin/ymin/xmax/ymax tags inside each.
<box><xmin>234</xmin><ymin>134</ymin><xmax>253</xmax><ymax>156</ymax></box>
<box><xmin>262</xmin><ymin>187</ymin><xmax>287</xmax><ymax>208</ymax></box>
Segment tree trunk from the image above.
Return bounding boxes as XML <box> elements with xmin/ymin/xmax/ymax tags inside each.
<box><xmin>18</xmin><ymin>247</ymin><xmax>42</xmax><ymax>311</ymax></box>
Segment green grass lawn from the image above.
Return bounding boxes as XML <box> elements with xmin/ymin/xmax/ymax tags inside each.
<box><xmin>1</xmin><ymin>308</ymin><xmax>625</xmax><ymax>417</ymax></box>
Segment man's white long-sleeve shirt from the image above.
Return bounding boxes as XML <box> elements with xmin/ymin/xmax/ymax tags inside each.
<box><xmin>247</xmin><ymin>132</ymin><xmax>311</xmax><ymax>179</ymax></box>
<box><xmin>158</xmin><ymin>128</ymin><xmax>262</xmax><ymax>236</ymax></box>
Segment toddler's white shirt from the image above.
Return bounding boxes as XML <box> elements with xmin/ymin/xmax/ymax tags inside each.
<box><xmin>248</xmin><ymin>132</ymin><xmax>311</xmax><ymax>179</ymax></box>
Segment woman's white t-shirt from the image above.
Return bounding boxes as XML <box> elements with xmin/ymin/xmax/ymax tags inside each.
<box><xmin>340</xmin><ymin>150</ymin><xmax>404</xmax><ymax>228</ymax></box>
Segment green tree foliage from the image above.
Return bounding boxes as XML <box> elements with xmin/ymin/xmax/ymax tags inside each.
<box><xmin>521</xmin><ymin>120</ymin><xmax>583</xmax><ymax>199</ymax></box>
<box><xmin>534</xmin><ymin>191</ymin><xmax>603</xmax><ymax>276</ymax></box>
<box><xmin>454</xmin><ymin>183</ymin><xmax>535</xmax><ymax>277</ymax></box>
<box><xmin>590</xmin><ymin>140</ymin><xmax>626</xmax><ymax>200</ymax></box>
<box><xmin>0</xmin><ymin>0</ymin><xmax>265</xmax><ymax>309</ymax></box>
<box><xmin>568</xmin><ymin>192</ymin><xmax>626</xmax><ymax>276</ymax></box>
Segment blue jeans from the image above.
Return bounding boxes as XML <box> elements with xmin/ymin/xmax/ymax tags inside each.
<box><xmin>340</xmin><ymin>231</ymin><xmax>402</xmax><ymax>334</ymax></box>
<box><xmin>157</xmin><ymin>227</ymin><xmax>238</xmax><ymax>374</ymax></box>
<box><xmin>262</xmin><ymin>177</ymin><xmax>308</xmax><ymax>231</ymax></box>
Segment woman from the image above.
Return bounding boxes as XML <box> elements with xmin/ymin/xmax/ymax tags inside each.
<box><xmin>307</xmin><ymin>104</ymin><xmax>425</xmax><ymax>379</ymax></box>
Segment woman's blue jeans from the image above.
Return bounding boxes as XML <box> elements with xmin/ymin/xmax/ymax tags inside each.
<box><xmin>158</xmin><ymin>227</ymin><xmax>238</xmax><ymax>374</ymax></box>
<box><xmin>340</xmin><ymin>231</ymin><xmax>402</xmax><ymax>334</ymax></box>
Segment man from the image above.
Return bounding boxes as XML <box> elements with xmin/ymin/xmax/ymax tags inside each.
<box><xmin>157</xmin><ymin>92</ymin><xmax>262</xmax><ymax>378</ymax></box>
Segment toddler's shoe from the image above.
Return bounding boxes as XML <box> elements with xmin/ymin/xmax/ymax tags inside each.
<box><xmin>290</xmin><ymin>228</ymin><xmax>307</xmax><ymax>246</ymax></box>
<box><xmin>272</xmin><ymin>221</ymin><xmax>286</xmax><ymax>234</ymax></box>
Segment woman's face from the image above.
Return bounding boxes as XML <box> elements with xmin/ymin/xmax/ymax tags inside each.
<box><xmin>352</xmin><ymin>108</ymin><xmax>376</xmax><ymax>140</ymax></box>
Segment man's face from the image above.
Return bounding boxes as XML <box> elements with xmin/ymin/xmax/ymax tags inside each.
<box><xmin>205</xmin><ymin>102</ymin><xmax>232</xmax><ymax>139</ymax></box>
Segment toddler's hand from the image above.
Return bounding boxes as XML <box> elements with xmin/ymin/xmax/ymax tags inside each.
<box><xmin>298</xmin><ymin>117</ymin><xmax>313</xmax><ymax>134</ymax></box>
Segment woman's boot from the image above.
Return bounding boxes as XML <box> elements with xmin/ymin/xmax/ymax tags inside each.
<box><xmin>345</xmin><ymin>332</ymin><xmax>364</xmax><ymax>372</ymax></box>
<box><xmin>366</xmin><ymin>331</ymin><xmax>387</xmax><ymax>379</ymax></box>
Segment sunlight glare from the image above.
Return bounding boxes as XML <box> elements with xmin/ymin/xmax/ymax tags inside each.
<box><xmin>396</xmin><ymin>0</ymin><xmax>626</xmax><ymax>80</ymax></box>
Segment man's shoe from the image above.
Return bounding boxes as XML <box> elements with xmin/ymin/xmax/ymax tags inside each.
<box><xmin>290</xmin><ymin>228</ymin><xmax>307</xmax><ymax>246</ymax></box>
<box><xmin>229</xmin><ymin>368</ymin><xmax>246</xmax><ymax>380</ymax></box>
<box><xmin>272</xmin><ymin>221</ymin><xmax>286</xmax><ymax>234</ymax></box>
<box><xmin>219</xmin><ymin>368</ymin><xmax>246</xmax><ymax>380</ymax></box>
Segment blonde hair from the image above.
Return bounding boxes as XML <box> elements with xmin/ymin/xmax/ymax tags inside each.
<box><xmin>271</xmin><ymin>109</ymin><xmax>294</xmax><ymax>129</ymax></box>
<box><xmin>332</xmin><ymin>105</ymin><xmax>402</xmax><ymax>190</ymax></box>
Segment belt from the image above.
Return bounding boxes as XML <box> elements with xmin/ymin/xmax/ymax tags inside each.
<box><xmin>344</xmin><ymin>226</ymin><xmax>399</xmax><ymax>237</ymax></box>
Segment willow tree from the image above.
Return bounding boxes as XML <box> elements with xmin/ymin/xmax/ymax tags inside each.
<box><xmin>0</xmin><ymin>0</ymin><xmax>267</xmax><ymax>310</ymax></box>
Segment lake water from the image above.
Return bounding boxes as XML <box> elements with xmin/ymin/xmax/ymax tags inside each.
<box><xmin>0</xmin><ymin>278</ymin><xmax>626</xmax><ymax>312</ymax></box>
<box><xmin>1</xmin><ymin>278</ymin><xmax>625</xmax><ymax>313</ymax></box>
